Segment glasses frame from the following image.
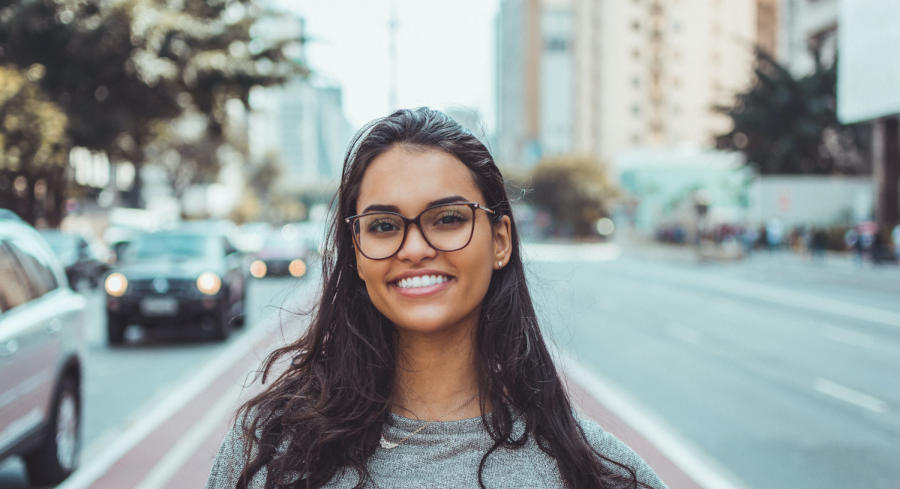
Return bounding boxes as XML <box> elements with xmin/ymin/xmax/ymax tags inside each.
<box><xmin>344</xmin><ymin>202</ymin><xmax>496</xmax><ymax>260</ymax></box>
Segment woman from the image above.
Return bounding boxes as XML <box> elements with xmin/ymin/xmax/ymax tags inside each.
<box><xmin>207</xmin><ymin>107</ymin><xmax>667</xmax><ymax>489</ymax></box>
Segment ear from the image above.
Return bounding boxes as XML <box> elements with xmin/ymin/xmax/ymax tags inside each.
<box><xmin>492</xmin><ymin>215</ymin><xmax>512</xmax><ymax>270</ymax></box>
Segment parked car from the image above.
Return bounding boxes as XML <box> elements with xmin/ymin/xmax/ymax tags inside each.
<box><xmin>0</xmin><ymin>213</ymin><xmax>86</xmax><ymax>486</ymax></box>
<box><xmin>104</xmin><ymin>228</ymin><xmax>246</xmax><ymax>345</ymax></box>
<box><xmin>249</xmin><ymin>229</ymin><xmax>310</xmax><ymax>279</ymax></box>
<box><xmin>39</xmin><ymin>230</ymin><xmax>110</xmax><ymax>289</ymax></box>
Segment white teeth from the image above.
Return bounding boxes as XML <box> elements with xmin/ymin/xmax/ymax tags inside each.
<box><xmin>396</xmin><ymin>274</ymin><xmax>450</xmax><ymax>289</ymax></box>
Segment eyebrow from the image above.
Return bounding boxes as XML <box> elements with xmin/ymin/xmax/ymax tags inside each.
<box><xmin>361</xmin><ymin>195</ymin><xmax>469</xmax><ymax>214</ymax></box>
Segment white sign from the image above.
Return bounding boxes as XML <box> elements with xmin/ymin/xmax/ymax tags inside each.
<box><xmin>837</xmin><ymin>0</ymin><xmax>900</xmax><ymax>124</ymax></box>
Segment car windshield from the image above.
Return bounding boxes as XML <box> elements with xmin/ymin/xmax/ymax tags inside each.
<box><xmin>126</xmin><ymin>233</ymin><xmax>216</xmax><ymax>261</ymax></box>
<box><xmin>41</xmin><ymin>233</ymin><xmax>78</xmax><ymax>255</ymax></box>
<box><xmin>39</xmin><ymin>232</ymin><xmax>81</xmax><ymax>263</ymax></box>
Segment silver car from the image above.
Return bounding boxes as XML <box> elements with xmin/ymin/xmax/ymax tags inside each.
<box><xmin>0</xmin><ymin>215</ymin><xmax>86</xmax><ymax>485</ymax></box>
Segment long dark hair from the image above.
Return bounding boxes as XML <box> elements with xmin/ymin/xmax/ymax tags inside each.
<box><xmin>236</xmin><ymin>107</ymin><xmax>650</xmax><ymax>489</ymax></box>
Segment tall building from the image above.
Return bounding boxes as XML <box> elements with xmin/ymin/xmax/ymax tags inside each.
<box><xmin>495</xmin><ymin>0</ymin><xmax>540</xmax><ymax>167</ymax></box>
<box><xmin>572</xmin><ymin>0</ymin><xmax>758</xmax><ymax>162</ymax></box>
<box><xmin>778</xmin><ymin>0</ymin><xmax>837</xmax><ymax>76</ymax></box>
<box><xmin>495</xmin><ymin>0</ymin><xmax>575</xmax><ymax>167</ymax></box>
<box><xmin>248</xmin><ymin>14</ymin><xmax>352</xmax><ymax>191</ymax></box>
<box><xmin>249</xmin><ymin>79</ymin><xmax>352</xmax><ymax>191</ymax></box>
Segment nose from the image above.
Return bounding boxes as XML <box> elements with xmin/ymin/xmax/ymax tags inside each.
<box><xmin>396</xmin><ymin>222</ymin><xmax>437</xmax><ymax>262</ymax></box>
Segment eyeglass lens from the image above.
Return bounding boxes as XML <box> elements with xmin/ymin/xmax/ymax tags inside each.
<box><xmin>354</xmin><ymin>204</ymin><xmax>475</xmax><ymax>259</ymax></box>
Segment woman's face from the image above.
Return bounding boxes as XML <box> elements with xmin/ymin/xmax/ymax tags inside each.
<box><xmin>353</xmin><ymin>144</ymin><xmax>511</xmax><ymax>337</ymax></box>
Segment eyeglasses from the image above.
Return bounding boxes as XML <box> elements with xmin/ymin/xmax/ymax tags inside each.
<box><xmin>345</xmin><ymin>202</ymin><xmax>496</xmax><ymax>260</ymax></box>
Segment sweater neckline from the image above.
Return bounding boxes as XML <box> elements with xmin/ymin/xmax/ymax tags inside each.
<box><xmin>386</xmin><ymin>412</ymin><xmax>487</xmax><ymax>436</ymax></box>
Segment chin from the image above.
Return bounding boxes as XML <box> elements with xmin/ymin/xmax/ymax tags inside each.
<box><xmin>389</xmin><ymin>308</ymin><xmax>475</xmax><ymax>336</ymax></box>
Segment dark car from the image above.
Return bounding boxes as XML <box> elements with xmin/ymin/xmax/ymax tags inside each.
<box><xmin>0</xmin><ymin>214</ymin><xmax>86</xmax><ymax>485</ymax></box>
<box><xmin>104</xmin><ymin>228</ymin><xmax>246</xmax><ymax>345</ymax></box>
<box><xmin>39</xmin><ymin>230</ymin><xmax>110</xmax><ymax>289</ymax></box>
<box><xmin>248</xmin><ymin>230</ymin><xmax>310</xmax><ymax>279</ymax></box>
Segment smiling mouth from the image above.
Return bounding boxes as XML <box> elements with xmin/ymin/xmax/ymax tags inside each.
<box><xmin>391</xmin><ymin>274</ymin><xmax>454</xmax><ymax>289</ymax></box>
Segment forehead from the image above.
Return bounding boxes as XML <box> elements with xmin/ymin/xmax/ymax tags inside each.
<box><xmin>356</xmin><ymin>145</ymin><xmax>484</xmax><ymax>214</ymax></box>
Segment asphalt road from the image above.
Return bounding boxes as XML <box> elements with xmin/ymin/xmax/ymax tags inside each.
<box><xmin>2</xmin><ymin>242</ymin><xmax>898</xmax><ymax>489</ymax></box>
<box><xmin>527</xmin><ymin>241</ymin><xmax>900</xmax><ymax>489</ymax></box>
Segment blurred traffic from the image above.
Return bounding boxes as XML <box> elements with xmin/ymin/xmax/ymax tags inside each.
<box><xmin>0</xmin><ymin>215</ymin><xmax>86</xmax><ymax>487</ymax></box>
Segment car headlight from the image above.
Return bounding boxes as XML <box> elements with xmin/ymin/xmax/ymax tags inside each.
<box><xmin>196</xmin><ymin>272</ymin><xmax>222</xmax><ymax>295</ymax></box>
<box><xmin>105</xmin><ymin>273</ymin><xmax>128</xmax><ymax>297</ymax></box>
<box><xmin>249</xmin><ymin>260</ymin><xmax>267</xmax><ymax>278</ymax></box>
<box><xmin>289</xmin><ymin>259</ymin><xmax>307</xmax><ymax>277</ymax></box>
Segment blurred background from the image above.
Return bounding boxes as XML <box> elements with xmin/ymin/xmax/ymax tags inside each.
<box><xmin>0</xmin><ymin>0</ymin><xmax>898</xmax><ymax>488</ymax></box>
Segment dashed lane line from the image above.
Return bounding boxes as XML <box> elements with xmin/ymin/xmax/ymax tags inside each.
<box><xmin>821</xmin><ymin>326</ymin><xmax>880</xmax><ymax>350</ymax></box>
<box><xmin>813</xmin><ymin>378</ymin><xmax>888</xmax><ymax>414</ymax></box>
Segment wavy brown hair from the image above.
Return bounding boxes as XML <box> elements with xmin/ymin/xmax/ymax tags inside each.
<box><xmin>235</xmin><ymin>107</ymin><xmax>653</xmax><ymax>489</ymax></box>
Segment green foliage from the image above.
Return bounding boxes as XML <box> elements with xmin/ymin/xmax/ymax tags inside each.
<box><xmin>0</xmin><ymin>0</ymin><xmax>305</xmax><ymax>206</ymax></box>
<box><xmin>0</xmin><ymin>64</ymin><xmax>68</xmax><ymax>172</ymax></box>
<box><xmin>716</xmin><ymin>48</ymin><xmax>869</xmax><ymax>175</ymax></box>
<box><xmin>527</xmin><ymin>155</ymin><xmax>619</xmax><ymax>237</ymax></box>
<box><xmin>0</xmin><ymin>64</ymin><xmax>69</xmax><ymax>225</ymax></box>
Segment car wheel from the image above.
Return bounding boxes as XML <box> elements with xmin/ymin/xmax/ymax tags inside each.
<box><xmin>107</xmin><ymin>314</ymin><xmax>126</xmax><ymax>346</ymax></box>
<box><xmin>232</xmin><ymin>294</ymin><xmax>246</xmax><ymax>328</ymax></box>
<box><xmin>211</xmin><ymin>313</ymin><xmax>231</xmax><ymax>341</ymax></box>
<box><xmin>24</xmin><ymin>375</ymin><xmax>81</xmax><ymax>486</ymax></box>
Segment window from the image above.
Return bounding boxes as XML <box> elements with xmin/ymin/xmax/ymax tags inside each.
<box><xmin>8</xmin><ymin>240</ymin><xmax>57</xmax><ymax>297</ymax></box>
<box><xmin>0</xmin><ymin>242</ymin><xmax>37</xmax><ymax>312</ymax></box>
<box><xmin>545</xmin><ymin>38</ymin><xmax>569</xmax><ymax>52</ymax></box>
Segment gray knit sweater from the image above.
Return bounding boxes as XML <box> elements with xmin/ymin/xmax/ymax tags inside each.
<box><xmin>206</xmin><ymin>412</ymin><xmax>668</xmax><ymax>489</ymax></box>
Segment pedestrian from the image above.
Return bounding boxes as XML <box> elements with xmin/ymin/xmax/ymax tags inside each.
<box><xmin>206</xmin><ymin>108</ymin><xmax>666</xmax><ymax>489</ymax></box>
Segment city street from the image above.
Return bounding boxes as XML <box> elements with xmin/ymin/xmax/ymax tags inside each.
<box><xmin>2</xmin><ymin>241</ymin><xmax>898</xmax><ymax>489</ymax></box>
<box><xmin>528</xmin><ymin>240</ymin><xmax>900</xmax><ymax>489</ymax></box>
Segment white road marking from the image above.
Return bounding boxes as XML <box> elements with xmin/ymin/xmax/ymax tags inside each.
<box><xmin>813</xmin><ymin>378</ymin><xmax>888</xmax><ymax>414</ymax></box>
<box><xmin>552</xmin><ymin>346</ymin><xmax>749</xmax><ymax>489</ymax></box>
<box><xmin>133</xmin><ymin>379</ymin><xmax>247</xmax><ymax>489</ymax></box>
<box><xmin>665</xmin><ymin>323</ymin><xmax>703</xmax><ymax>345</ymax></box>
<box><xmin>821</xmin><ymin>326</ymin><xmax>878</xmax><ymax>350</ymax></box>
<box><xmin>523</xmin><ymin>243</ymin><xmax>621</xmax><ymax>262</ymax></box>
<box><xmin>629</xmin><ymin>259</ymin><xmax>900</xmax><ymax>330</ymax></box>
<box><xmin>56</xmin><ymin>316</ymin><xmax>288</xmax><ymax>489</ymax></box>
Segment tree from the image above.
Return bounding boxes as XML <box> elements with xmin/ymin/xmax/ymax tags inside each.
<box><xmin>0</xmin><ymin>64</ymin><xmax>69</xmax><ymax>225</ymax></box>
<box><xmin>527</xmin><ymin>155</ymin><xmax>619</xmax><ymax>238</ymax></box>
<box><xmin>716</xmin><ymin>47</ymin><xmax>869</xmax><ymax>175</ymax></box>
<box><xmin>0</xmin><ymin>0</ymin><xmax>305</xmax><ymax>209</ymax></box>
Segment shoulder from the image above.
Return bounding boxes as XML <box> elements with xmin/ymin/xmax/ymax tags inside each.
<box><xmin>575</xmin><ymin>415</ymin><xmax>669</xmax><ymax>489</ymax></box>
<box><xmin>207</xmin><ymin>411</ymin><xmax>265</xmax><ymax>489</ymax></box>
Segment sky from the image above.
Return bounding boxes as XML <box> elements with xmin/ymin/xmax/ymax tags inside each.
<box><xmin>282</xmin><ymin>0</ymin><xmax>500</xmax><ymax>132</ymax></box>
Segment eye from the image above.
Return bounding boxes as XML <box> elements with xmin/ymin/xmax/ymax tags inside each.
<box><xmin>431</xmin><ymin>210</ymin><xmax>468</xmax><ymax>227</ymax></box>
<box><xmin>367</xmin><ymin>218</ymin><xmax>401</xmax><ymax>234</ymax></box>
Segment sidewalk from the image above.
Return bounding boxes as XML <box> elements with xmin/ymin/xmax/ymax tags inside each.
<box><xmin>615</xmin><ymin>233</ymin><xmax>899</xmax><ymax>278</ymax></box>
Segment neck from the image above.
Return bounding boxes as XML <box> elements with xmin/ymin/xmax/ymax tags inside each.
<box><xmin>391</xmin><ymin>322</ymin><xmax>483</xmax><ymax>421</ymax></box>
